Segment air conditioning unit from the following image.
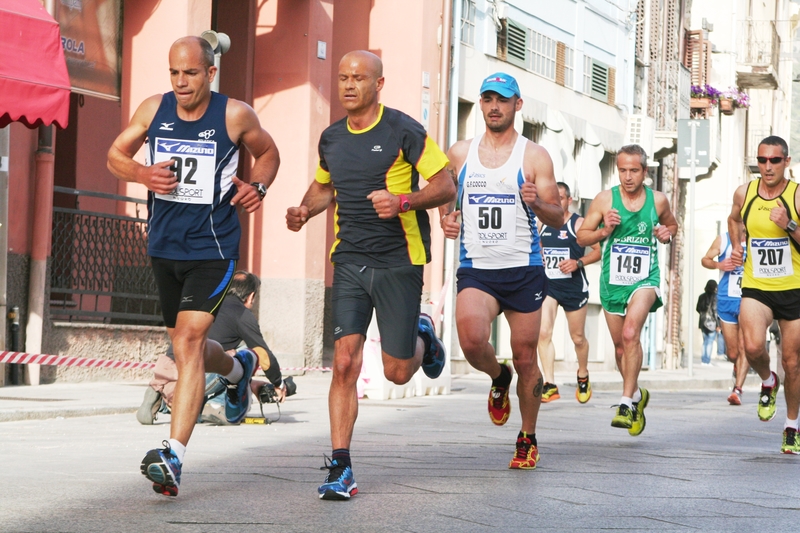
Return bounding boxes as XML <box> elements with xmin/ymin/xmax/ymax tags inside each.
<box><xmin>625</xmin><ymin>114</ymin><xmax>655</xmax><ymax>160</ymax></box>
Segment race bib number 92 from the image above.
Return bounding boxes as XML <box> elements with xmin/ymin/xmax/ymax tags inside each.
<box><xmin>153</xmin><ymin>137</ymin><xmax>217</xmax><ymax>205</ymax></box>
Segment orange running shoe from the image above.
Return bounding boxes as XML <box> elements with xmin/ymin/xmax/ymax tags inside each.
<box><xmin>509</xmin><ymin>433</ymin><xmax>540</xmax><ymax>469</ymax></box>
<box><xmin>488</xmin><ymin>363</ymin><xmax>512</xmax><ymax>426</ymax></box>
<box><xmin>541</xmin><ymin>382</ymin><xmax>560</xmax><ymax>403</ymax></box>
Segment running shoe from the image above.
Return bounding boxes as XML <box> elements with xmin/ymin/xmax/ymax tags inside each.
<box><xmin>488</xmin><ymin>363</ymin><xmax>513</xmax><ymax>426</ymax></box>
<box><xmin>223</xmin><ymin>349</ymin><xmax>257</xmax><ymax>424</ymax></box>
<box><xmin>782</xmin><ymin>428</ymin><xmax>800</xmax><ymax>455</ymax></box>
<box><xmin>318</xmin><ymin>456</ymin><xmax>358</xmax><ymax>500</ymax></box>
<box><xmin>541</xmin><ymin>383</ymin><xmax>560</xmax><ymax>403</ymax></box>
<box><xmin>757</xmin><ymin>371</ymin><xmax>780</xmax><ymax>422</ymax></box>
<box><xmin>508</xmin><ymin>434</ymin><xmax>540</xmax><ymax>469</ymax></box>
<box><xmin>136</xmin><ymin>387</ymin><xmax>162</xmax><ymax>425</ymax></box>
<box><xmin>576</xmin><ymin>374</ymin><xmax>592</xmax><ymax>404</ymax></box>
<box><xmin>629</xmin><ymin>388</ymin><xmax>650</xmax><ymax>436</ymax></box>
<box><xmin>727</xmin><ymin>387</ymin><xmax>742</xmax><ymax>406</ymax></box>
<box><xmin>611</xmin><ymin>404</ymin><xmax>633</xmax><ymax>429</ymax></box>
<box><xmin>140</xmin><ymin>440</ymin><xmax>182</xmax><ymax>497</ymax></box>
<box><xmin>419</xmin><ymin>313</ymin><xmax>446</xmax><ymax>379</ymax></box>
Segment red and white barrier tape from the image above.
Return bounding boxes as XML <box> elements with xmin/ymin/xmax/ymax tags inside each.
<box><xmin>0</xmin><ymin>351</ymin><xmax>156</xmax><ymax>370</ymax></box>
<box><xmin>0</xmin><ymin>351</ymin><xmax>332</xmax><ymax>372</ymax></box>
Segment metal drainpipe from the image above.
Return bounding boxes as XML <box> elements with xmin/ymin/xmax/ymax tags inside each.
<box><xmin>9</xmin><ymin>306</ymin><xmax>20</xmax><ymax>385</ymax></box>
<box><xmin>442</xmin><ymin>0</ymin><xmax>460</xmax><ymax>366</ymax></box>
<box><xmin>0</xmin><ymin>126</ymin><xmax>8</xmax><ymax>386</ymax></box>
<box><xmin>24</xmin><ymin>126</ymin><xmax>56</xmax><ymax>386</ymax></box>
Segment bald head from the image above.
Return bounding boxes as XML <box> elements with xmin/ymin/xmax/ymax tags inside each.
<box><xmin>339</xmin><ymin>50</ymin><xmax>383</xmax><ymax>79</ymax></box>
<box><xmin>171</xmin><ymin>36</ymin><xmax>214</xmax><ymax>69</ymax></box>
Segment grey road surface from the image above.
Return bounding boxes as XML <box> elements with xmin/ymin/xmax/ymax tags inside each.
<box><xmin>1</xmin><ymin>373</ymin><xmax>798</xmax><ymax>532</ymax></box>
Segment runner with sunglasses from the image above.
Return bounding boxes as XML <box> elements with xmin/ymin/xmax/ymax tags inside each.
<box><xmin>728</xmin><ymin>135</ymin><xmax>800</xmax><ymax>454</ymax></box>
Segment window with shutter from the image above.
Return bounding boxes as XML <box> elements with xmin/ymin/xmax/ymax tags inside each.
<box><xmin>506</xmin><ymin>19</ymin><xmax>528</xmax><ymax>68</ymax></box>
<box><xmin>590</xmin><ymin>60</ymin><xmax>610</xmax><ymax>101</ymax></box>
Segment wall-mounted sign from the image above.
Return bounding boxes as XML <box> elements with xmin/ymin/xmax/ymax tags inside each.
<box><xmin>55</xmin><ymin>0</ymin><xmax>122</xmax><ymax>100</ymax></box>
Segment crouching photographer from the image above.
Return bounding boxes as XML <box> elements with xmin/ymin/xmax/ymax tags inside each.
<box><xmin>138</xmin><ymin>270</ymin><xmax>296</xmax><ymax>425</ymax></box>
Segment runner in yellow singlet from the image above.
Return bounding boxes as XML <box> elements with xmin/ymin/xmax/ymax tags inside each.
<box><xmin>728</xmin><ymin>135</ymin><xmax>800</xmax><ymax>454</ymax></box>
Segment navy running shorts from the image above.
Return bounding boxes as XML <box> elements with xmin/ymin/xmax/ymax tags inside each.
<box><xmin>456</xmin><ymin>265</ymin><xmax>548</xmax><ymax>314</ymax></box>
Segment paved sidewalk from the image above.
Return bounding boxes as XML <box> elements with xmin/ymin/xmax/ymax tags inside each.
<box><xmin>0</xmin><ymin>359</ymin><xmax>749</xmax><ymax>422</ymax></box>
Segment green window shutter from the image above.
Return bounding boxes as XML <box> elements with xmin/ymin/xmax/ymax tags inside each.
<box><xmin>506</xmin><ymin>19</ymin><xmax>528</xmax><ymax>68</ymax></box>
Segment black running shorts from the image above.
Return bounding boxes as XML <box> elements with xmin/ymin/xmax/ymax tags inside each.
<box><xmin>331</xmin><ymin>263</ymin><xmax>423</xmax><ymax>360</ymax></box>
<box><xmin>151</xmin><ymin>258</ymin><xmax>236</xmax><ymax>328</ymax></box>
<box><xmin>741</xmin><ymin>287</ymin><xmax>800</xmax><ymax>321</ymax></box>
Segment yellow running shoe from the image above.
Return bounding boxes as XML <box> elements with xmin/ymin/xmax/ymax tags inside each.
<box><xmin>508</xmin><ymin>433</ymin><xmax>540</xmax><ymax>469</ymax></box>
<box><xmin>541</xmin><ymin>383</ymin><xmax>560</xmax><ymax>403</ymax></box>
<box><xmin>758</xmin><ymin>371</ymin><xmax>780</xmax><ymax>422</ymax></box>
<box><xmin>629</xmin><ymin>388</ymin><xmax>650</xmax><ymax>436</ymax></box>
<box><xmin>576</xmin><ymin>374</ymin><xmax>592</xmax><ymax>404</ymax></box>
<box><xmin>611</xmin><ymin>404</ymin><xmax>633</xmax><ymax>429</ymax></box>
<box><xmin>782</xmin><ymin>428</ymin><xmax>800</xmax><ymax>455</ymax></box>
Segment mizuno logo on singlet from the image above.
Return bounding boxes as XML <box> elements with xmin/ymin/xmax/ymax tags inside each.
<box><xmin>159</xmin><ymin>122</ymin><xmax>174</xmax><ymax>131</ymax></box>
<box><xmin>176</xmin><ymin>145</ymin><xmax>214</xmax><ymax>155</ymax></box>
<box><xmin>468</xmin><ymin>194</ymin><xmax>515</xmax><ymax>205</ymax></box>
<box><xmin>157</xmin><ymin>141</ymin><xmax>180</xmax><ymax>151</ymax></box>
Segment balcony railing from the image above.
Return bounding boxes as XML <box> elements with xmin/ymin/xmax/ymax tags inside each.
<box><xmin>736</xmin><ymin>21</ymin><xmax>780</xmax><ymax>89</ymax></box>
<box><xmin>50</xmin><ymin>186</ymin><xmax>163</xmax><ymax>325</ymax></box>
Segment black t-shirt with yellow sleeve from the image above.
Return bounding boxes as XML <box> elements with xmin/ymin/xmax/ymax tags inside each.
<box><xmin>316</xmin><ymin>104</ymin><xmax>449</xmax><ymax>267</ymax></box>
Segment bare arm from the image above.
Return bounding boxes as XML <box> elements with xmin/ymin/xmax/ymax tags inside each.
<box><xmin>439</xmin><ymin>140</ymin><xmax>469</xmax><ymax>240</ymax></box>
<box><xmin>286</xmin><ymin>180</ymin><xmax>335</xmax><ymax>232</ymax></box>
<box><xmin>225</xmin><ymin>100</ymin><xmax>281</xmax><ymax>213</ymax></box>
<box><xmin>520</xmin><ymin>142</ymin><xmax>563</xmax><ymax>228</ymax></box>
<box><xmin>728</xmin><ymin>184</ymin><xmax>747</xmax><ymax>266</ymax></box>
<box><xmin>654</xmin><ymin>191</ymin><xmax>678</xmax><ymax>244</ymax></box>
<box><xmin>107</xmin><ymin>95</ymin><xmax>178</xmax><ymax>194</ymax></box>
<box><xmin>368</xmin><ymin>165</ymin><xmax>456</xmax><ymax>219</ymax></box>
<box><xmin>700</xmin><ymin>235</ymin><xmax>724</xmax><ymax>270</ymax></box>
<box><xmin>576</xmin><ymin>191</ymin><xmax>614</xmax><ymax>247</ymax></box>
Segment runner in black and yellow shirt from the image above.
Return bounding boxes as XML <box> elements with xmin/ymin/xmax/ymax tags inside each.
<box><xmin>729</xmin><ymin>135</ymin><xmax>800</xmax><ymax>454</ymax></box>
<box><xmin>286</xmin><ymin>50</ymin><xmax>455</xmax><ymax>500</ymax></box>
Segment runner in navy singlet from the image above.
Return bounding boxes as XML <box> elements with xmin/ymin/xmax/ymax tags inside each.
<box><xmin>108</xmin><ymin>36</ymin><xmax>280</xmax><ymax>496</ymax></box>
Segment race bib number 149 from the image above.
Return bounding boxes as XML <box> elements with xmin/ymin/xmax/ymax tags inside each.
<box><xmin>609</xmin><ymin>244</ymin><xmax>651</xmax><ymax>286</ymax></box>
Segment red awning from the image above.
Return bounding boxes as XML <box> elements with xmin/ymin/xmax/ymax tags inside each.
<box><xmin>0</xmin><ymin>0</ymin><xmax>71</xmax><ymax>129</ymax></box>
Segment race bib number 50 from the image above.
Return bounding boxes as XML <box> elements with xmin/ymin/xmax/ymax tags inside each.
<box><xmin>466</xmin><ymin>193</ymin><xmax>516</xmax><ymax>246</ymax></box>
<box><xmin>750</xmin><ymin>237</ymin><xmax>793</xmax><ymax>278</ymax></box>
<box><xmin>609</xmin><ymin>244</ymin><xmax>651</xmax><ymax>286</ymax></box>
<box><xmin>153</xmin><ymin>137</ymin><xmax>217</xmax><ymax>205</ymax></box>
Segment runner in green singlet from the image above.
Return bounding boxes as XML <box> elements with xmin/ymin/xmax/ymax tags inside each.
<box><xmin>577</xmin><ymin>144</ymin><xmax>677</xmax><ymax>436</ymax></box>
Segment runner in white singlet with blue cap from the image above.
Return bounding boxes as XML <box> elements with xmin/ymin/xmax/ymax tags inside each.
<box><xmin>441</xmin><ymin>72</ymin><xmax>563</xmax><ymax>470</ymax></box>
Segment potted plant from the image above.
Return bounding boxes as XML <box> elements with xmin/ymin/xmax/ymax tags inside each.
<box><xmin>733</xmin><ymin>90</ymin><xmax>750</xmax><ymax>110</ymax></box>
<box><xmin>690</xmin><ymin>84</ymin><xmax>721</xmax><ymax>109</ymax></box>
<box><xmin>719</xmin><ymin>87</ymin><xmax>737</xmax><ymax>115</ymax></box>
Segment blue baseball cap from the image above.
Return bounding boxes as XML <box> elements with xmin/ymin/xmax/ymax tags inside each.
<box><xmin>479</xmin><ymin>72</ymin><xmax>520</xmax><ymax>98</ymax></box>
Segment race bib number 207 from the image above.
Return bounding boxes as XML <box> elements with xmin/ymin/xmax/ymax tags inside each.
<box><xmin>153</xmin><ymin>137</ymin><xmax>217</xmax><ymax>205</ymax></box>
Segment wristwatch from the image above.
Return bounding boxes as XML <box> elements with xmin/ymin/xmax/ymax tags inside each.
<box><xmin>253</xmin><ymin>182</ymin><xmax>268</xmax><ymax>201</ymax></box>
<box><xmin>576</xmin><ymin>259</ymin><xmax>584</xmax><ymax>269</ymax></box>
<box><xmin>787</xmin><ymin>220</ymin><xmax>798</xmax><ymax>233</ymax></box>
<box><xmin>398</xmin><ymin>194</ymin><xmax>412</xmax><ymax>213</ymax></box>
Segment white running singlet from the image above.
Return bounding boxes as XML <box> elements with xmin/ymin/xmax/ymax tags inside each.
<box><xmin>458</xmin><ymin>133</ymin><xmax>542</xmax><ymax>270</ymax></box>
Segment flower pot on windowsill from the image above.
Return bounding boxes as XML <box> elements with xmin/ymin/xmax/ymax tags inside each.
<box><xmin>719</xmin><ymin>98</ymin><xmax>734</xmax><ymax>115</ymax></box>
<box><xmin>690</xmin><ymin>97</ymin><xmax>711</xmax><ymax>109</ymax></box>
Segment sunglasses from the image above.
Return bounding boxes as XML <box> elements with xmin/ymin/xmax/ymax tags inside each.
<box><xmin>756</xmin><ymin>156</ymin><xmax>785</xmax><ymax>164</ymax></box>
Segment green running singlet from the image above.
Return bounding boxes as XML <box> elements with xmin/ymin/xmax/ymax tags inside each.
<box><xmin>599</xmin><ymin>186</ymin><xmax>663</xmax><ymax>315</ymax></box>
